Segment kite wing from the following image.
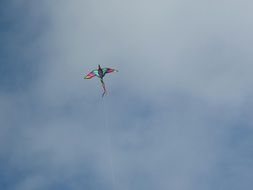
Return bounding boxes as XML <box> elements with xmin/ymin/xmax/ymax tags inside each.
<box><xmin>84</xmin><ymin>70</ymin><xmax>99</xmax><ymax>79</ymax></box>
<box><xmin>102</xmin><ymin>68</ymin><xmax>118</xmax><ymax>76</ymax></box>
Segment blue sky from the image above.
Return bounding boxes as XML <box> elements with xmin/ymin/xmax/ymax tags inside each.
<box><xmin>1</xmin><ymin>0</ymin><xmax>253</xmax><ymax>189</ymax></box>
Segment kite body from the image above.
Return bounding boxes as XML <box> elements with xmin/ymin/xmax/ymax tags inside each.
<box><xmin>84</xmin><ymin>65</ymin><xmax>118</xmax><ymax>97</ymax></box>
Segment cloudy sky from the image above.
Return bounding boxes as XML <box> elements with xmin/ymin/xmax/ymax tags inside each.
<box><xmin>1</xmin><ymin>0</ymin><xmax>253</xmax><ymax>189</ymax></box>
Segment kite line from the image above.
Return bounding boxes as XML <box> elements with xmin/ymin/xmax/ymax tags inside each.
<box><xmin>102</xmin><ymin>97</ymin><xmax>117</xmax><ymax>190</ymax></box>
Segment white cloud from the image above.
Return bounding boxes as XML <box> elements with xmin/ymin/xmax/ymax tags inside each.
<box><xmin>1</xmin><ymin>0</ymin><xmax>253</xmax><ymax>189</ymax></box>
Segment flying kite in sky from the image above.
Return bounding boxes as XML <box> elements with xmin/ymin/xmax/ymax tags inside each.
<box><xmin>84</xmin><ymin>65</ymin><xmax>118</xmax><ymax>97</ymax></box>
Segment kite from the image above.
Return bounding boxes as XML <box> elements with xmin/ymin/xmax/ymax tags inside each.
<box><xmin>84</xmin><ymin>65</ymin><xmax>118</xmax><ymax>97</ymax></box>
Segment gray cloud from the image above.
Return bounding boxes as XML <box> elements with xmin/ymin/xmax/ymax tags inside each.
<box><xmin>1</xmin><ymin>0</ymin><xmax>253</xmax><ymax>189</ymax></box>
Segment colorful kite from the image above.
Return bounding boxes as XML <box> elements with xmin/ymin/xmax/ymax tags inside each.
<box><xmin>84</xmin><ymin>65</ymin><xmax>118</xmax><ymax>97</ymax></box>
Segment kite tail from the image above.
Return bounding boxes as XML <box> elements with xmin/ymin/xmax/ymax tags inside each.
<box><xmin>100</xmin><ymin>79</ymin><xmax>107</xmax><ymax>98</ymax></box>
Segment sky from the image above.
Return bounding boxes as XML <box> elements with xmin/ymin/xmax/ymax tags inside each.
<box><xmin>1</xmin><ymin>0</ymin><xmax>253</xmax><ymax>189</ymax></box>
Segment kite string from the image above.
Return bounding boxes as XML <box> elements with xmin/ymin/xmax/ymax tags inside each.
<box><xmin>102</xmin><ymin>98</ymin><xmax>117</xmax><ymax>190</ymax></box>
